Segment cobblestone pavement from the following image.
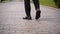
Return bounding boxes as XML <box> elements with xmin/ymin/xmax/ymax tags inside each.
<box><xmin>0</xmin><ymin>2</ymin><xmax>60</xmax><ymax>34</ymax></box>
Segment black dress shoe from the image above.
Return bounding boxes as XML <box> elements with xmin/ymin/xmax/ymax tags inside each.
<box><xmin>35</xmin><ymin>11</ymin><xmax>41</xmax><ymax>20</ymax></box>
<box><xmin>23</xmin><ymin>16</ymin><xmax>32</xmax><ymax>20</ymax></box>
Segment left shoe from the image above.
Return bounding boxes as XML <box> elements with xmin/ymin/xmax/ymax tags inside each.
<box><xmin>23</xmin><ymin>16</ymin><xmax>32</xmax><ymax>20</ymax></box>
<box><xmin>35</xmin><ymin>10</ymin><xmax>41</xmax><ymax>20</ymax></box>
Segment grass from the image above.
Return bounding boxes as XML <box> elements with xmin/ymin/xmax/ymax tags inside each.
<box><xmin>39</xmin><ymin>0</ymin><xmax>58</xmax><ymax>8</ymax></box>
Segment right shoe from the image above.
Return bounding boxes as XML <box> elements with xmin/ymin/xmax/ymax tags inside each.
<box><xmin>35</xmin><ymin>10</ymin><xmax>41</xmax><ymax>20</ymax></box>
<box><xmin>23</xmin><ymin>16</ymin><xmax>32</xmax><ymax>20</ymax></box>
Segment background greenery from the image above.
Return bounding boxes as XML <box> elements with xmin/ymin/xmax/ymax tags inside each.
<box><xmin>39</xmin><ymin>0</ymin><xmax>58</xmax><ymax>8</ymax></box>
<box><xmin>40</xmin><ymin>0</ymin><xmax>60</xmax><ymax>8</ymax></box>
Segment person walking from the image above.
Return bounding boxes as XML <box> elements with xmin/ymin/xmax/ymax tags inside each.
<box><xmin>23</xmin><ymin>0</ymin><xmax>41</xmax><ymax>20</ymax></box>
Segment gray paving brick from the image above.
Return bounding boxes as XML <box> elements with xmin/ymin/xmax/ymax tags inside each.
<box><xmin>0</xmin><ymin>2</ymin><xmax>60</xmax><ymax>34</ymax></box>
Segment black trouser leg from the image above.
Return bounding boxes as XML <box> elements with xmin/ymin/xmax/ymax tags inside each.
<box><xmin>1</xmin><ymin>0</ymin><xmax>4</xmax><ymax>1</ymax></box>
<box><xmin>24</xmin><ymin>0</ymin><xmax>31</xmax><ymax>17</ymax></box>
<box><xmin>33</xmin><ymin>0</ymin><xmax>40</xmax><ymax>11</ymax></box>
<box><xmin>33</xmin><ymin>0</ymin><xmax>41</xmax><ymax>19</ymax></box>
<box><xmin>1</xmin><ymin>0</ymin><xmax>4</xmax><ymax>2</ymax></box>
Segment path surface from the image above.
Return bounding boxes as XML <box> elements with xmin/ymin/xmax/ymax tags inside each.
<box><xmin>0</xmin><ymin>2</ymin><xmax>60</xmax><ymax>34</ymax></box>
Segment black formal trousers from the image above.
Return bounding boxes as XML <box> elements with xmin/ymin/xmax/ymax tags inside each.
<box><xmin>24</xmin><ymin>0</ymin><xmax>40</xmax><ymax>17</ymax></box>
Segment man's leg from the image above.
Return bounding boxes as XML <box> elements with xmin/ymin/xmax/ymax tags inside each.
<box><xmin>23</xmin><ymin>0</ymin><xmax>32</xmax><ymax>20</ymax></box>
<box><xmin>0</xmin><ymin>0</ymin><xmax>4</xmax><ymax>2</ymax></box>
<box><xmin>33</xmin><ymin>0</ymin><xmax>41</xmax><ymax>19</ymax></box>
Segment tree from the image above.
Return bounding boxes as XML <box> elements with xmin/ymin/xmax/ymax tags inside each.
<box><xmin>54</xmin><ymin>0</ymin><xmax>60</xmax><ymax>8</ymax></box>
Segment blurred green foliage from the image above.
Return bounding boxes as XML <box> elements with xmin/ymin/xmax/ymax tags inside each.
<box><xmin>54</xmin><ymin>0</ymin><xmax>60</xmax><ymax>8</ymax></box>
<box><xmin>40</xmin><ymin>0</ymin><xmax>60</xmax><ymax>8</ymax></box>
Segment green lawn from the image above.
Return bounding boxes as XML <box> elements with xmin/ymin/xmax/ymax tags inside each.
<box><xmin>39</xmin><ymin>0</ymin><xmax>58</xmax><ymax>8</ymax></box>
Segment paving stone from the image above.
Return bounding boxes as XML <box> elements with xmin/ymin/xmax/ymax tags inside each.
<box><xmin>0</xmin><ymin>2</ymin><xmax>60</xmax><ymax>34</ymax></box>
